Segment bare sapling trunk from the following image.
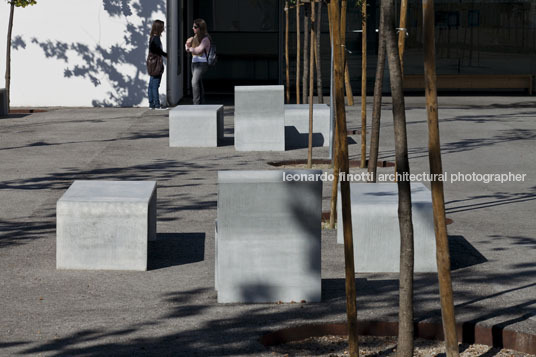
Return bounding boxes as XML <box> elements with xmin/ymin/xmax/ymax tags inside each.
<box><xmin>303</xmin><ymin>3</ymin><xmax>310</xmax><ymax>104</ymax></box>
<box><xmin>5</xmin><ymin>3</ymin><xmax>15</xmax><ymax>112</ymax></box>
<box><xmin>367</xmin><ymin>1</ymin><xmax>386</xmax><ymax>182</ymax></box>
<box><xmin>341</xmin><ymin>0</ymin><xmax>354</xmax><ymax>105</ymax></box>
<box><xmin>285</xmin><ymin>1</ymin><xmax>290</xmax><ymax>103</ymax></box>
<box><xmin>329</xmin><ymin>130</ymin><xmax>339</xmax><ymax>228</ymax></box>
<box><xmin>422</xmin><ymin>1</ymin><xmax>459</xmax><ymax>356</ymax></box>
<box><xmin>360</xmin><ymin>0</ymin><xmax>367</xmax><ymax>168</ymax></box>
<box><xmin>307</xmin><ymin>1</ymin><xmax>316</xmax><ymax>168</ymax></box>
<box><xmin>382</xmin><ymin>0</ymin><xmax>415</xmax><ymax>355</ymax></box>
<box><xmin>314</xmin><ymin>0</ymin><xmax>323</xmax><ymax>104</ymax></box>
<box><xmin>398</xmin><ymin>0</ymin><xmax>408</xmax><ymax>74</ymax></box>
<box><xmin>393</xmin><ymin>0</ymin><xmax>409</xmax><ymax>179</ymax></box>
<box><xmin>296</xmin><ymin>1</ymin><xmax>301</xmax><ymax>104</ymax></box>
<box><xmin>328</xmin><ymin>0</ymin><xmax>338</xmax><ymax>229</ymax></box>
<box><xmin>330</xmin><ymin>0</ymin><xmax>359</xmax><ymax>355</ymax></box>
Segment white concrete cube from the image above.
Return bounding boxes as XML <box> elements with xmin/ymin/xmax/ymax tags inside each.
<box><xmin>216</xmin><ymin>170</ymin><xmax>322</xmax><ymax>303</ymax></box>
<box><xmin>337</xmin><ymin>183</ymin><xmax>437</xmax><ymax>273</ymax></box>
<box><xmin>234</xmin><ymin>85</ymin><xmax>285</xmax><ymax>151</ymax></box>
<box><xmin>0</xmin><ymin>88</ymin><xmax>7</xmax><ymax>117</ymax></box>
<box><xmin>56</xmin><ymin>180</ymin><xmax>157</xmax><ymax>271</ymax></box>
<box><xmin>169</xmin><ymin>105</ymin><xmax>224</xmax><ymax>147</ymax></box>
<box><xmin>285</xmin><ymin>104</ymin><xmax>331</xmax><ymax>149</ymax></box>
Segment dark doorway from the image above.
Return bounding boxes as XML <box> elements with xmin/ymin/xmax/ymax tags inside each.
<box><xmin>190</xmin><ymin>0</ymin><xmax>281</xmax><ymax>94</ymax></box>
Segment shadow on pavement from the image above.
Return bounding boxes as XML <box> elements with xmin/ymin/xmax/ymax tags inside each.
<box><xmin>149</xmin><ymin>232</ymin><xmax>205</xmax><ymax>270</ymax></box>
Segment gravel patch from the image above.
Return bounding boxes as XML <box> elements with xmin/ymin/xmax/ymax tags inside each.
<box><xmin>267</xmin><ymin>335</ymin><xmax>535</xmax><ymax>356</ymax></box>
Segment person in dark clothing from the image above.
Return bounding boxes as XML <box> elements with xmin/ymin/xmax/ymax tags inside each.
<box><xmin>148</xmin><ymin>20</ymin><xmax>167</xmax><ymax>110</ymax></box>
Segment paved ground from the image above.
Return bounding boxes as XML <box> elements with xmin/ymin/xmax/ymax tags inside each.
<box><xmin>0</xmin><ymin>96</ymin><xmax>535</xmax><ymax>356</ymax></box>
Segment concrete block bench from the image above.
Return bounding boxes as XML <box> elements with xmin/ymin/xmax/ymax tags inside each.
<box><xmin>0</xmin><ymin>88</ymin><xmax>7</xmax><ymax>117</ymax></box>
<box><xmin>234</xmin><ymin>85</ymin><xmax>285</xmax><ymax>151</ymax></box>
<box><xmin>285</xmin><ymin>104</ymin><xmax>331</xmax><ymax>149</ymax></box>
<box><xmin>216</xmin><ymin>170</ymin><xmax>322</xmax><ymax>303</ymax></box>
<box><xmin>56</xmin><ymin>180</ymin><xmax>157</xmax><ymax>271</ymax></box>
<box><xmin>169</xmin><ymin>105</ymin><xmax>224</xmax><ymax>147</ymax></box>
<box><xmin>337</xmin><ymin>183</ymin><xmax>437</xmax><ymax>273</ymax></box>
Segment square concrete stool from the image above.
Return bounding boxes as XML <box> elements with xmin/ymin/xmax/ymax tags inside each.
<box><xmin>169</xmin><ymin>105</ymin><xmax>224</xmax><ymax>147</ymax></box>
<box><xmin>56</xmin><ymin>180</ymin><xmax>157</xmax><ymax>271</ymax></box>
<box><xmin>216</xmin><ymin>170</ymin><xmax>322</xmax><ymax>303</ymax></box>
<box><xmin>337</xmin><ymin>183</ymin><xmax>437</xmax><ymax>273</ymax></box>
<box><xmin>234</xmin><ymin>85</ymin><xmax>285</xmax><ymax>151</ymax></box>
<box><xmin>284</xmin><ymin>104</ymin><xmax>331</xmax><ymax>149</ymax></box>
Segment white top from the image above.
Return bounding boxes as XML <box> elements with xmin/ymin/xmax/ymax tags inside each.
<box><xmin>192</xmin><ymin>55</ymin><xmax>208</xmax><ymax>63</ymax></box>
<box><xmin>191</xmin><ymin>37</ymin><xmax>210</xmax><ymax>63</ymax></box>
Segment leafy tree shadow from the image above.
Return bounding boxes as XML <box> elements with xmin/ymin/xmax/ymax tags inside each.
<box><xmin>376</xmin><ymin>128</ymin><xmax>536</xmax><ymax>161</ymax></box>
<box><xmin>13</xmin><ymin>264</ymin><xmax>536</xmax><ymax>356</ymax></box>
<box><xmin>445</xmin><ymin>187</ymin><xmax>536</xmax><ymax>214</ymax></box>
<box><xmin>17</xmin><ymin>0</ymin><xmax>165</xmax><ymax>106</ymax></box>
<box><xmin>0</xmin><ymin>159</ymin><xmax>211</xmax><ymax>248</ymax></box>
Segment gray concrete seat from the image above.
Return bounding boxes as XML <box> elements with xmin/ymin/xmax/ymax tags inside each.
<box><xmin>169</xmin><ymin>105</ymin><xmax>224</xmax><ymax>147</ymax></box>
<box><xmin>337</xmin><ymin>183</ymin><xmax>437</xmax><ymax>273</ymax></box>
<box><xmin>284</xmin><ymin>104</ymin><xmax>331</xmax><ymax>149</ymax></box>
<box><xmin>56</xmin><ymin>180</ymin><xmax>157</xmax><ymax>271</ymax></box>
<box><xmin>234</xmin><ymin>85</ymin><xmax>285</xmax><ymax>151</ymax></box>
<box><xmin>216</xmin><ymin>170</ymin><xmax>322</xmax><ymax>303</ymax></box>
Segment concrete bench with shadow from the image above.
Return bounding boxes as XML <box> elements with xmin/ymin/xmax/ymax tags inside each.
<box><xmin>216</xmin><ymin>170</ymin><xmax>322</xmax><ymax>303</ymax></box>
<box><xmin>284</xmin><ymin>104</ymin><xmax>330</xmax><ymax>149</ymax></box>
<box><xmin>234</xmin><ymin>85</ymin><xmax>285</xmax><ymax>151</ymax></box>
<box><xmin>56</xmin><ymin>180</ymin><xmax>157</xmax><ymax>271</ymax></box>
<box><xmin>169</xmin><ymin>105</ymin><xmax>224</xmax><ymax>147</ymax></box>
<box><xmin>337</xmin><ymin>182</ymin><xmax>437</xmax><ymax>273</ymax></box>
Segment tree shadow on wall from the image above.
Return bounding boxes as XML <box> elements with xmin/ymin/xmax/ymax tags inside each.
<box><xmin>17</xmin><ymin>0</ymin><xmax>165</xmax><ymax>107</ymax></box>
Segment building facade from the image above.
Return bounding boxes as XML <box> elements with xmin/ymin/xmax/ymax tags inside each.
<box><xmin>1</xmin><ymin>0</ymin><xmax>535</xmax><ymax>107</ymax></box>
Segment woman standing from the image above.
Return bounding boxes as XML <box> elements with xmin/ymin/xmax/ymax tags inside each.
<box><xmin>148</xmin><ymin>20</ymin><xmax>167</xmax><ymax>110</ymax></box>
<box><xmin>185</xmin><ymin>19</ymin><xmax>211</xmax><ymax>105</ymax></box>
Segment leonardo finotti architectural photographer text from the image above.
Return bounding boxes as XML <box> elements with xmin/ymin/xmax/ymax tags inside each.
<box><xmin>283</xmin><ymin>171</ymin><xmax>527</xmax><ymax>183</ymax></box>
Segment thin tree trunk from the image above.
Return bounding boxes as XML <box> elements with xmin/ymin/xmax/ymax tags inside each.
<box><xmin>330</xmin><ymin>0</ymin><xmax>359</xmax><ymax>355</ymax></box>
<box><xmin>360</xmin><ymin>0</ymin><xmax>367</xmax><ymax>168</ymax></box>
<box><xmin>329</xmin><ymin>131</ymin><xmax>339</xmax><ymax>228</ymax></box>
<box><xmin>303</xmin><ymin>4</ymin><xmax>310</xmax><ymax>104</ymax></box>
<box><xmin>328</xmin><ymin>2</ymin><xmax>338</xmax><ymax>229</ymax></box>
<box><xmin>296</xmin><ymin>1</ymin><xmax>301</xmax><ymax>104</ymax></box>
<box><xmin>423</xmin><ymin>1</ymin><xmax>459</xmax><ymax>356</ymax></box>
<box><xmin>285</xmin><ymin>1</ymin><xmax>290</xmax><ymax>103</ymax></box>
<box><xmin>398</xmin><ymin>0</ymin><xmax>408</xmax><ymax>74</ymax></box>
<box><xmin>341</xmin><ymin>0</ymin><xmax>354</xmax><ymax>105</ymax></box>
<box><xmin>367</xmin><ymin>2</ymin><xmax>386</xmax><ymax>182</ymax></box>
<box><xmin>382</xmin><ymin>0</ymin><xmax>414</xmax><ymax>355</ymax></box>
<box><xmin>461</xmin><ymin>13</ymin><xmax>467</xmax><ymax>66</ymax></box>
<box><xmin>314</xmin><ymin>0</ymin><xmax>323</xmax><ymax>104</ymax></box>
<box><xmin>5</xmin><ymin>3</ymin><xmax>15</xmax><ymax>111</ymax></box>
<box><xmin>307</xmin><ymin>1</ymin><xmax>316</xmax><ymax>168</ymax></box>
<box><xmin>469</xmin><ymin>0</ymin><xmax>474</xmax><ymax>66</ymax></box>
<box><xmin>391</xmin><ymin>0</ymin><xmax>409</xmax><ymax>177</ymax></box>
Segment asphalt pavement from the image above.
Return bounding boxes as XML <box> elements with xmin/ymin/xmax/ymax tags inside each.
<box><xmin>0</xmin><ymin>96</ymin><xmax>535</xmax><ymax>356</ymax></box>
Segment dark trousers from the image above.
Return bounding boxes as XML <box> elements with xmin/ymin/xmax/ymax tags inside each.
<box><xmin>148</xmin><ymin>75</ymin><xmax>162</xmax><ymax>108</ymax></box>
<box><xmin>192</xmin><ymin>62</ymin><xmax>208</xmax><ymax>105</ymax></box>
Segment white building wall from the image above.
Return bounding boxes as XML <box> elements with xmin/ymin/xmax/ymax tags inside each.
<box><xmin>0</xmin><ymin>0</ymin><xmax>167</xmax><ymax>107</ymax></box>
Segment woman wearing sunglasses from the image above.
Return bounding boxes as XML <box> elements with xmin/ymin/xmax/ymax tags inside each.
<box><xmin>185</xmin><ymin>19</ymin><xmax>211</xmax><ymax>104</ymax></box>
